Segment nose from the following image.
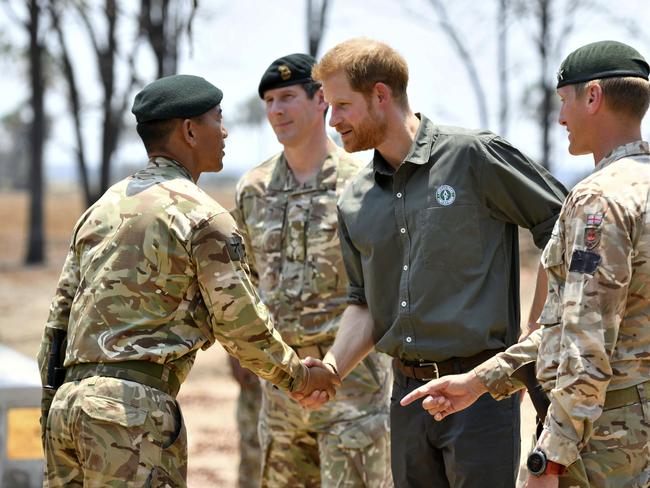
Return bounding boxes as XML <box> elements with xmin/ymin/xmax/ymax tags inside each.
<box><xmin>267</xmin><ymin>99</ymin><xmax>283</xmax><ymax>117</ymax></box>
<box><xmin>558</xmin><ymin>109</ymin><xmax>566</xmax><ymax>127</ymax></box>
<box><xmin>222</xmin><ymin>126</ymin><xmax>228</xmax><ymax>139</ymax></box>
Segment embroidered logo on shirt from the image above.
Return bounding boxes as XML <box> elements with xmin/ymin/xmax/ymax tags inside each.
<box><xmin>435</xmin><ymin>185</ymin><xmax>456</xmax><ymax>206</ymax></box>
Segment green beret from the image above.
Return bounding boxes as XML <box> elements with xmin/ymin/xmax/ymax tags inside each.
<box><xmin>258</xmin><ymin>53</ymin><xmax>317</xmax><ymax>98</ymax></box>
<box><xmin>132</xmin><ymin>74</ymin><xmax>223</xmax><ymax>123</ymax></box>
<box><xmin>557</xmin><ymin>40</ymin><xmax>649</xmax><ymax>88</ymax></box>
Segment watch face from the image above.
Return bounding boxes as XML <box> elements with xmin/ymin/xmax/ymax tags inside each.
<box><xmin>527</xmin><ymin>451</ymin><xmax>546</xmax><ymax>476</ymax></box>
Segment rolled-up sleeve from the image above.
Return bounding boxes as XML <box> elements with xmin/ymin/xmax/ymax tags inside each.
<box><xmin>479</xmin><ymin>136</ymin><xmax>567</xmax><ymax>249</ymax></box>
<box><xmin>337</xmin><ymin>206</ymin><xmax>366</xmax><ymax>305</ymax></box>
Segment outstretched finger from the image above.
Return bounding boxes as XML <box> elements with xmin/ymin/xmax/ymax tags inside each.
<box><xmin>400</xmin><ymin>383</ymin><xmax>439</xmax><ymax>406</ymax></box>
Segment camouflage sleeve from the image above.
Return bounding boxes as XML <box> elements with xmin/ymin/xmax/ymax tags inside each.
<box><xmin>232</xmin><ymin>184</ymin><xmax>259</xmax><ymax>287</ymax></box>
<box><xmin>474</xmin><ymin>329</ymin><xmax>541</xmax><ymax>399</ymax></box>
<box><xmin>36</xmin><ymin>241</ymin><xmax>80</xmax><ymax>441</ymax></box>
<box><xmin>192</xmin><ymin>211</ymin><xmax>306</xmax><ymax>392</ymax></box>
<box><xmin>36</xmin><ymin>243</ymin><xmax>80</xmax><ymax>385</ymax></box>
<box><xmin>537</xmin><ymin>193</ymin><xmax>632</xmax><ymax>466</ymax></box>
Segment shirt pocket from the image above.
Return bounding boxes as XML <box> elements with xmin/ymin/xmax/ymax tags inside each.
<box><xmin>418</xmin><ymin>205</ymin><xmax>482</xmax><ymax>269</ymax></box>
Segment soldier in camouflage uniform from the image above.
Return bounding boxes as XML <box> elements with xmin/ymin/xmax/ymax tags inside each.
<box><xmin>232</xmin><ymin>54</ymin><xmax>392</xmax><ymax>487</ymax></box>
<box><xmin>37</xmin><ymin>74</ymin><xmax>340</xmax><ymax>487</ymax></box>
<box><xmin>401</xmin><ymin>41</ymin><xmax>650</xmax><ymax>488</ymax></box>
<box><xmin>228</xmin><ymin>354</ymin><xmax>262</xmax><ymax>488</ymax></box>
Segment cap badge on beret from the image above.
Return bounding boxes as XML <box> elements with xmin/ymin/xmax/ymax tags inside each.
<box><xmin>258</xmin><ymin>53</ymin><xmax>317</xmax><ymax>98</ymax></box>
<box><xmin>278</xmin><ymin>65</ymin><xmax>292</xmax><ymax>81</ymax></box>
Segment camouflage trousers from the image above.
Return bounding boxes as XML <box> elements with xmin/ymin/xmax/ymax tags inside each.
<box><xmin>259</xmin><ymin>352</ymin><xmax>393</xmax><ymax>488</ymax></box>
<box><xmin>237</xmin><ymin>381</ymin><xmax>262</xmax><ymax>488</ymax></box>
<box><xmin>44</xmin><ymin>376</ymin><xmax>186</xmax><ymax>487</ymax></box>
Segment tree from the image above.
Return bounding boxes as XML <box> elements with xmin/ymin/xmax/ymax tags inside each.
<box><xmin>47</xmin><ymin>0</ymin><xmax>197</xmax><ymax>207</ymax></box>
<box><xmin>25</xmin><ymin>0</ymin><xmax>46</xmax><ymax>264</ymax></box>
<box><xmin>306</xmin><ymin>0</ymin><xmax>329</xmax><ymax>57</ymax></box>
<box><xmin>138</xmin><ymin>0</ymin><xmax>198</xmax><ymax>78</ymax></box>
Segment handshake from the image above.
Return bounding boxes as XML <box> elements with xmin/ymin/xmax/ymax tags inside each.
<box><xmin>291</xmin><ymin>357</ymin><xmax>342</xmax><ymax>409</ymax></box>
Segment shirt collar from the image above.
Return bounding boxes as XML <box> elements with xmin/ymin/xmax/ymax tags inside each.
<box><xmin>268</xmin><ymin>139</ymin><xmax>339</xmax><ymax>191</ymax></box>
<box><xmin>595</xmin><ymin>140</ymin><xmax>650</xmax><ymax>171</ymax></box>
<box><xmin>372</xmin><ymin>113</ymin><xmax>437</xmax><ymax>179</ymax></box>
<box><xmin>147</xmin><ymin>156</ymin><xmax>193</xmax><ymax>181</ymax></box>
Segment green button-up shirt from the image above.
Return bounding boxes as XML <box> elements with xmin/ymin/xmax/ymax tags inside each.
<box><xmin>337</xmin><ymin>115</ymin><xmax>567</xmax><ymax>361</ymax></box>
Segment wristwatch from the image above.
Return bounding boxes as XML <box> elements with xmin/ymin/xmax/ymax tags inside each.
<box><xmin>527</xmin><ymin>449</ymin><xmax>567</xmax><ymax>476</ymax></box>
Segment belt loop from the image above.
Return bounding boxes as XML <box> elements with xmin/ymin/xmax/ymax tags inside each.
<box><xmin>161</xmin><ymin>366</ymin><xmax>169</xmax><ymax>382</ymax></box>
<box><xmin>638</xmin><ymin>381</ymin><xmax>648</xmax><ymax>404</ymax></box>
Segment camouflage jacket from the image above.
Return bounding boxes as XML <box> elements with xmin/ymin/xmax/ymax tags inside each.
<box><xmin>36</xmin><ymin>157</ymin><xmax>306</xmax><ymax>393</ymax></box>
<box><xmin>475</xmin><ymin>141</ymin><xmax>650</xmax><ymax>465</ymax></box>
<box><xmin>233</xmin><ymin>141</ymin><xmax>362</xmax><ymax>346</ymax></box>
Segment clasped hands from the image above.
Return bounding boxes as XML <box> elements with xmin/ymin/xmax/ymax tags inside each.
<box><xmin>290</xmin><ymin>357</ymin><xmax>341</xmax><ymax>409</ymax></box>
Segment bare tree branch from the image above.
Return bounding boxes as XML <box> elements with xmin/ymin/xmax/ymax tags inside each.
<box><xmin>48</xmin><ymin>0</ymin><xmax>92</xmax><ymax>206</ymax></box>
<box><xmin>427</xmin><ymin>0</ymin><xmax>489</xmax><ymax>128</ymax></box>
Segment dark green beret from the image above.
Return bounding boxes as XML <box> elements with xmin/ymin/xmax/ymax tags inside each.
<box><xmin>132</xmin><ymin>74</ymin><xmax>223</xmax><ymax>123</ymax></box>
<box><xmin>557</xmin><ymin>40</ymin><xmax>649</xmax><ymax>88</ymax></box>
<box><xmin>258</xmin><ymin>53</ymin><xmax>317</xmax><ymax>98</ymax></box>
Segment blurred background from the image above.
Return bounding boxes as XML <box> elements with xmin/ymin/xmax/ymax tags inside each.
<box><xmin>0</xmin><ymin>0</ymin><xmax>649</xmax><ymax>486</ymax></box>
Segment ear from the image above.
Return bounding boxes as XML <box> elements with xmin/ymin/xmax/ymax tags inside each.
<box><xmin>315</xmin><ymin>87</ymin><xmax>328</xmax><ymax>111</ymax></box>
<box><xmin>585</xmin><ymin>83</ymin><xmax>604</xmax><ymax>114</ymax></box>
<box><xmin>181</xmin><ymin>119</ymin><xmax>198</xmax><ymax>147</ymax></box>
<box><xmin>374</xmin><ymin>82</ymin><xmax>391</xmax><ymax>105</ymax></box>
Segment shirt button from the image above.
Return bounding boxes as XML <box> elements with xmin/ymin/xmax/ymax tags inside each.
<box><xmin>406</xmin><ymin>336</ymin><xmax>412</xmax><ymax>343</ymax></box>
<box><xmin>401</xmin><ymin>301</ymin><xmax>407</xmax><ymax>307</ymax></box>
<box><xmin>396</xmin><ymin>192</ymin><xmax>403</xmax><ymax>198</ymax></box>
<box><xmin>400</xmin><ymin>228</ymin><xmax>406</xmax><ymax>234</ymax></box>
<box><xmin>403</xmin><ymin>265</ymin><xmax>408</xmax><ymax>271</ymax></box>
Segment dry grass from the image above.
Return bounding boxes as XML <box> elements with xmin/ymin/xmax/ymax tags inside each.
<box><xmin>0</xmin><ymin>185</ymin><xmax>538</xmax><ymax>487</ymax></box>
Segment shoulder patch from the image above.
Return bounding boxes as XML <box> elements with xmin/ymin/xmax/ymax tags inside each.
<box><xmin>225</xmin><ymin>235</ymin><xmax>247</xmax><ymax>262</ymax></box>
<box><xmin>569</xmin><ymin>250</ymin><xmax>601</xmax><ymax>275</ymax></box>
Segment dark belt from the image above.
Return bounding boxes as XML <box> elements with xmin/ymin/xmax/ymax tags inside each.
<box><xmin>394</xmin><ymin>349</ymin><xmax>505</xmax><ymax>381</ymax></box>
<box><xmin>291</xmin><ymin>342</ymin><xmax>331</xmax><ymax>360</ymax></box>
<box><xmin>604</xmin><ymin>380</ymin><xmax>650</xmax><ymax>411</ymax></box>
<box><xmin>65</xmin><ymin>360</ymin><xmax>181</xmax><ymax>397</ymax></box>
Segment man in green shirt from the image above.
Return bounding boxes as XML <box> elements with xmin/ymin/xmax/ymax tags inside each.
<box><xmin>401</xmin><ymin>41</ymin><xmax>650</xmax><ymax>488</ymax></box>
<box><xmin>305</xmin><ymin>38</ymin><xmax>567</xmax><ymax>487</ymax></box>
<box><xmin>233</xmin><ymin>53</ymin><xmax>393</xmax><ymax>488</ymax></box>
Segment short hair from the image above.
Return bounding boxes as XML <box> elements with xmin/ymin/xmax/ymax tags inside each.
<box><xmin>136</xmin><ymin>118</ymin><xmax>179</xmax><ymax>153</ymax></box>
<box><xmin>573</xmin><ymin>76</ymin><xmax>650</xmax><ymax>120</ymax></box>
<box><xmin>312</xmin><ymin>37</ymin><xmax>409</xmax><ymax>108</ymax></box>
<box><xmin>301</xmin><ymin>80</ymin><xmax>322</xmax><ymax>99</ymax></box>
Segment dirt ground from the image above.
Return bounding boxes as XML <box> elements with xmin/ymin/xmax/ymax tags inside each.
<box><xmin>0</xmin><ymin>187</ymin><xmax>538</xmax><ymax>487</ymax></box>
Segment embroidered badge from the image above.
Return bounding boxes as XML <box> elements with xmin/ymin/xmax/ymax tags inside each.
<box><xmin>569</xmin><ymin>250</ymin><xmax>601</xmax><ymax>275</ymax></box>
<box><xmin>435</xmin><ymin>185</ymin><xmax>456</xmax><ymax>206</ymax></box>
<box><xmin>586</xmin><ymin>213</ymin><xmax>603</xmax><ymax>226</ymax></box>
<box><xmin>584</xmin><ymin>227</ymin><xmax>600</xmax><ymax>250</ymax></box>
